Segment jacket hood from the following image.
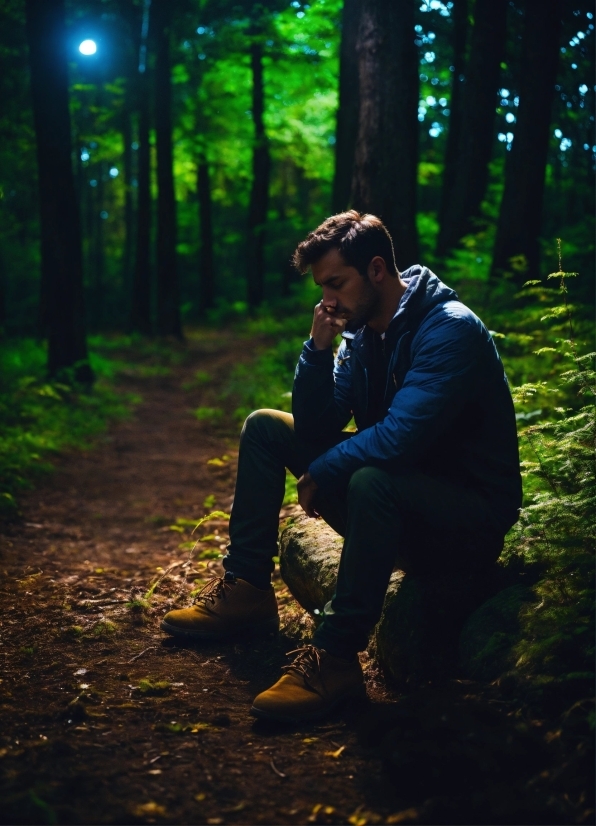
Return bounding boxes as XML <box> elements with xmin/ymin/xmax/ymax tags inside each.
<box><xmin>341</xmin><ymin>265</ymin><xmax>458</xmax><ymax>342</ymax></box>
<box><xmin>392</xmin><ymin>265</ymin><xmax>458</xmax><ymax>326</ymax></box>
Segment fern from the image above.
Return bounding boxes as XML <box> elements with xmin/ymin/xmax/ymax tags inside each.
<box><xmin>503</xmin><ymin>248</ymin><xmax>595</xmax><ymax>684</ymax></box>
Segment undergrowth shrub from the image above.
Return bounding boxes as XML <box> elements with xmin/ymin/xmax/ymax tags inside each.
<box><xmin>224</xmin><ymin>334</ymin><xmax>307</xmax><ymax>421</ymax></box>
<box><xmin>0</xmin><ymin>338</ymin><xmax>138</xmax><ymax>515</ymax></box>
<box><xmin>503</xmin><ymin>263</ymin><xmax>595</xmax><ymax>691</ymax></box>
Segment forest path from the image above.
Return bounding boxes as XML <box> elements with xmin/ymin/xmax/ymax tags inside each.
<box><xmin>0</xmin><ymin>330</ymin><xmax>400</xmax><ymax>826</ymax></box>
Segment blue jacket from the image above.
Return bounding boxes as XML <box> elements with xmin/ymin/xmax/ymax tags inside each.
<box><xmin>292</xmin><ymin>266</ymin><xmax>522</xmax><ymax>534</ymax></box>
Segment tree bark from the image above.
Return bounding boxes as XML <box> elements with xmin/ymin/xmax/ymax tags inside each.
<box><xmin>154</xmin><ymin>0</ymin><xmax>181</xmax><ymax>337</ymax></box>
<box><xmin>25</xmin><ymin>0</ymin><xmax>92</xmax><ymax>382</ymax></box>
<box><xmin>92</xmin><ymin>163</ymin><xmax>106</xmax><ymax>329</ymax></box>
<box><xmin>0</xmin><ymin>244</ymin><xmax>6</xmax><ymax>330</ymax></box>
<box><xmin>351</xmin><ymin>0</ymin><xmax>419</xmax><ymax>270</ymax></box>
<box><xmin>246</xmin><ymin>40</ymin><xmax>271</xmax><ymax>309</ymax></box>
<box><xmin>332</xmin><ymin>0</ymin><xmax>362</xmax><ymax>214</ymax></box>
<box><xmin>197</xmin><ymin>154</ymin><xmax>215</xmax><ymax>314</ymax></box>
<box><xmin>436</xmin><ymin>0</ymin><xmax>508</xmax><ymax>257</ymax></box>
<box><xmin>121</xmin><ymin>84</ymin><xmax>135</xmax><ymax>293</ymax></box>
<box><xmin>129</xmin><ymin>0</ymin><xmax>152</xmax><ymax>335</ymax></box>
<box><xmin>437</xmin><ymin>0</ymin><xmax>469</xmax><ymax>236</ymax></box>
<box><xmin>491</xmin><ymin>0</ymin><xmax>563</xmax><ymax>283</ymax></box>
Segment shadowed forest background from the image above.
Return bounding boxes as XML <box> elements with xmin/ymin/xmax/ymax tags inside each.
<box><xmin>1</xmin><ymin>0</ymin><xmax>594</xmax><ymax>341</ymax></box>
<box><xmin>0</xmin><ymin>0</ymin><xmax>594</xmax><ymax>823</ymax></box>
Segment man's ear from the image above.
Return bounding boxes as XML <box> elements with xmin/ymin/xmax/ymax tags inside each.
<box><xmin>367</xmin><ymin>256</ymin><xmax>386</xmax><ymax>283</ymax></box>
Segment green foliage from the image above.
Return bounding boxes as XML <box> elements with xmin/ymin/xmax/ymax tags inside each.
<box><xmin>194</xmin><ymin>405</ymin><xmax>223</xmax><ymax>422</ymax></box>
<box><xmin>494</xmin><ymin>261</ymin><xmax>595</xmax><ymax>690</ymax></box>
<box><xmin>222</xmin><ymin>307</ymin><xmax>313</xmax><ymax>420</ymax></box>
<box><xmin>224</xmin><ymin>338</ymin><xmax>301</xmax><ymax>421</ymax></box>
<box><xmin>138</xmin><ymin>678</ymin><xmax>171</xmax><ymax>696</ymax></box>
<box><xmin>284</xmin><ymin>470</ymin><xmax>298</xmax><ymax>506</ymax></box>
<box><xmin>0</xmin><ymin>338</ymin><xmax>137</xmax><ymax>514</ymax></box>
<box><xmin>91</xmin><ymin>620</ymin><xmax>117</xmax><ymax>637</ymax></box>
<box><xmin>203</xmin><ymin>493</ymin><xmax>216</xmax><ymax>509</ymax></box>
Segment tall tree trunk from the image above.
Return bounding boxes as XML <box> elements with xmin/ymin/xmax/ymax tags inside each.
<box><xmin>121</xmin><ymin>86</ymin><xmax>135</xmax><ymax>292</ymax></box>
<box><xmin>197</xmin><ymin>153</ymin><xmax>215</xmax><ymax>314</ymax></box>
<box><xmin>0</xmin><ymin>244</ymin><xmax>6</xmax><ymax>331</ymax></box>
<box><xmin>436</xmin><ymin>0</ymin><xmax>508</xmax><ymax>257</ymax></box>
<box><xmin>351</xmin><ymin>0</ymin><xmax>419</xmax><ymax>270</ymax></box>
<box><xmin>25</xmin><ymin>0</ymin><xmax>92</xmax><ymax>382</ymax></box>
<box><xmin>129</xmin><ymin>0</ymin><xmax>152</xmax><ymax>334</ymax></box>
<box><xmin>246</xmin><ymin>40</ymin><xmax>271</xmax><ymax>309</ymax></box>
<box><xmin>154</xmin><ymin>0</ymin><xmax>181</xmax><ymax>337</ymax></box>
<box><xmin>93</xmin><ymin>164</ymin><xmax>106</xmax><ymax>329</ymax></box>
<box><xmin>332</xmin><ymin>0</ymin><xmax>362</xmax><ymax>214</ymax></box>
<box><xmin>491</xmin><ymin>0</ymin><xmax>562</xmax><ymax>283</ymax></box>
<box><xmin>437</xmin><ymin>0</ymin><xmax>469</xmax><ymax>235</ymax></box>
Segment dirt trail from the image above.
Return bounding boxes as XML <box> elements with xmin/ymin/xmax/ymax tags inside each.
<box><xmin>0</xmin><ymin>332</ymin><xmax>400</xmax><ymax>826</ymax></box>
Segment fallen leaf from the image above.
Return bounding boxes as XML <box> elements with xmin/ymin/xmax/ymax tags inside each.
<box><xmin>224</xmin><ymin>802</ymin><xmax>246</xmax><ymax>813</ymax></box>
<box><xmin>349</xmin><ymin>809</ymin><xmax>382</xmax><ymax>826</ymax></box>
<box><xmin>189</xmin><ymin>722</ymin><xmax>211</xmax><ymax>733</ymax></box>
<box><xmin>308</xmin><ymin>804</ymin><xmax>337</xmax><ymax>824</ymax></box>
<box><xmin>386</xmin><ymin>808</ymin><xmax>421</xmax><ymax>824</ymax></box>
<box><xmin>131</xmin><ymin>801</ymin><xmax>167</xmax><ymax>818</ymax></box>
<box><xmin>324</xmin><ymin>745</ymin><xmax>346</xmax><ymax>759</ymax></box>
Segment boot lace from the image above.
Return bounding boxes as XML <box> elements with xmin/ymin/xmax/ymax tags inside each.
<box><xmin>193</xmin><ymin>574</ymin><xmax>236</xmax><ymax>606</ymax></box>
<box><xmin>283</xmin><ymin>645</ymin><xmax>326</xmax><ymax>694</ymax></box>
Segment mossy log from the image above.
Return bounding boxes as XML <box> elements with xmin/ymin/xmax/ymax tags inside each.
<box><xmin>279</xmin><ymin>515</ymin><xmax>516</xmax><ymax>684</ymax></box>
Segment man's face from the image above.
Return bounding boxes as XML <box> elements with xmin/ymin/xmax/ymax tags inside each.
<box><xmin>311</xmin><ymin>247</ymin><xmax>380</xmax><ymax>329</ymax></box>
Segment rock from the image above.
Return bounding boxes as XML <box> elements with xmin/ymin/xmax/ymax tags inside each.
<box><xmin>280</xmin><ymin>515</ymin><xmax>489</xmax><ymax>683</ymax></box>
<box><xmin>459</xmin><ymin>584</ymin><xmax>534</xmax><ymax>681</ymax></box>
<box><xmin>279</xmin><ymin>516</ymin><xmax>343</xmax><ymax>614</ymax></box>
<box><xmin>374</xmin><ymin>572</ymin><xmax>486</xmax><ymax>683</ymax></box>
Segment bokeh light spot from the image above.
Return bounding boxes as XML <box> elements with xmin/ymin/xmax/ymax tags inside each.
<box><xmin>79</xmin><ymin>39</ymin><xmax>97</xmax><ymax>56</ymax></box>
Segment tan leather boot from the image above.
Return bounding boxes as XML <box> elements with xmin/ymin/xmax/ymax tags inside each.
<box><xmin>161</xmin><ymin>572</ymin><xmax>279</xmax><ymax>640</ymax></box>
<box><xmin>250</xmin><ymin>644</ymin><xmax>366</xmax><ymax>723</ymax></box>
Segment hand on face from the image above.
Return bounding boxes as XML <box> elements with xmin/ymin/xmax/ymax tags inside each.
<box><xmin>310</xmin><ymin>300</ymin><xmax>347</xmax><ymax>350</ymax></box>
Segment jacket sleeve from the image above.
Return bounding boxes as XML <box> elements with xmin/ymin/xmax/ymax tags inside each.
<box><xmin>307</xmin><ymin>309</ymin><xmax>489</xmax><ymax>489</ymax></box>
<box><xmin>292</xmin><ymin>338</ymin><xmax>353</xmax><ymax>441</ymax></box>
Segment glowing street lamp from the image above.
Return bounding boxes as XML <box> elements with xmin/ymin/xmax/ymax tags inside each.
<box><xmin>79</xmin><ymin>39</ymin><xmax>97</xmax><ymax>56</ymax></box>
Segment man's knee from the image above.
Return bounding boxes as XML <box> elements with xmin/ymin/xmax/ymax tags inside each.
<box><xmin>241</xmin><ymin>409</ymin><xmax>294</xmax><ymax>444</ymax></box>
<box><xmin>347</xmin><ymin>466</ymin><xmax>396</xmax><ymax>506</ymax></box>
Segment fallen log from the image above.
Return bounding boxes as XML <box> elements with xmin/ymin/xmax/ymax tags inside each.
<box><xmin>279</xmin><ymin>515</ymin><xmax>523</xmax><ymax>685</ymax></box>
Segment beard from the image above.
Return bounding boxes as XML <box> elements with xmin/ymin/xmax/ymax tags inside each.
<box><xmin>337</xmin><ymin>281</ymin><xmax>382</xmax><ymax>330</ymax></box>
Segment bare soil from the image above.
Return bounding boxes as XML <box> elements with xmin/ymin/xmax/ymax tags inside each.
<box><xmin>0</xmin><ymin>330</ymin><xmax>592</xmax><ymax>826</ymax></box>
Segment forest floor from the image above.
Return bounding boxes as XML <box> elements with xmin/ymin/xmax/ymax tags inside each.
<box><xmin>0</xmin><ymin>330</ymin><xmax>592</xmax><ymax>826</ymax></box>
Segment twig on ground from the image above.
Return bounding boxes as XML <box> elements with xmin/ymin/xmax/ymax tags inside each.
<box><xmin>270</xmin><ymin>759</ymin><xmax>287</xmax><ymax>778</ymax></box>
<box><xmin>128</xmin><ymin>646</ymin><xmax>157</xmax><ymax>663</ymax></box>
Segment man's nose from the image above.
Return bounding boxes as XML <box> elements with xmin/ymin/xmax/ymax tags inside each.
<box><xmin>321</xmin><ymin>292</ymin><xmax>337</xmax><ymax>308</ymax></box>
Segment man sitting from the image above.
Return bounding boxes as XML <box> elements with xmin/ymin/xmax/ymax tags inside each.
<box><xmin>161</xmin><ymin>211</ymin><xmax>522</xmax><ymax>723</ymax></box>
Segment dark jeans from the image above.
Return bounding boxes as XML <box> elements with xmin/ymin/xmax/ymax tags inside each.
<box><xmin>224</xmin><ymin>409</ymin><xmax>503</xmax><ymax>660</ymax></box>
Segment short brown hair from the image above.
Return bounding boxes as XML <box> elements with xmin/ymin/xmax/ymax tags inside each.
<box><xmin>292</xmin><ymin>210</ymin><xmax>398</xmax><ymax>277</ymax></box>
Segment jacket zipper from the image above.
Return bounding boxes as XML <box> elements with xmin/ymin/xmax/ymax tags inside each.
<box><xmin>384</xmin><ymin>333</ymin><xmax>406</xmax><ymax>399</ymax></box>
